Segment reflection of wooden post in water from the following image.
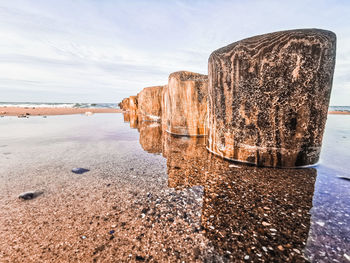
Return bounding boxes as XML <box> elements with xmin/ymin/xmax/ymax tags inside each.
<box><xmin>129</xmin><ymin>112</ymin><xmax>139</xmax><ymax>129</ymax></box>
<box><xmin>165</xmin><ymin>71</ymin><xmax>208</xmax><ymax>136</ymax></box>
<box><xmin>139</xmin><ymin>121</ymin><xmax>162</xmax><ymax>154</ymax></box>
<box><xmin>123</xmin><ymin>112</ymin><xmax>130</xmax><ymax>123</ymax></box>
<box><xmin>163</xmin><ymin>132</ymin><xmax>209</xmax><ymax>189</ymax></box>
<box><xmin>207</xmin><ymin>29</ymin><xmax>336</xmax><ymax>167</ymax></box>
<box><xmin>201</xmin><ymin>157</ymin><xmax>317</xmax><ymax>261</ymax></box>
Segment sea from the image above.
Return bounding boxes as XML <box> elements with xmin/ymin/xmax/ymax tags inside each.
<box><xmin>329</xmin><ymin>106</ymin><xmax>350</xmax><ymax>112</ymax></box>
<box><xmin>0</xmin><ymin>102</ymin><xmax>119</xmax><ymax>109</ymax></box>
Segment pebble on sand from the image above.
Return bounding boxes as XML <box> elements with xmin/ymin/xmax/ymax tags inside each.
<box><xmin>71</xmin><ymin>168</ymin><xmax>90</xmax><ymax>174</ymax></box>
<box><xmin>18</xmin><ymin>191</ymin><xmax>43</xmax><ymax>200</ymax></box>
<box><xmin>337</xmin><ymin>176</ymin><xmax>350</xmax><ymax>181</ymax></box>
<box><xmin>277</xmin><ymin>245</ymin><xmax>285</xmax><ymax>251</ymax></box>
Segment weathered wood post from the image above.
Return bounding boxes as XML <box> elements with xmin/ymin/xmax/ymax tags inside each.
<box><xmin>119</xmin><ymin>97</ymin><xmax>130</xmax><ymax>111</ymax></box>
<box><xmin>207</xmin><ymin>29</ymin><xmax>336</xmax><ymax>167</ymax></box>
<box><xmin>137</xmin><ymin>86</ymin><xmax>163</xmax><ymax>122</ymax></box>
<box><xmin>165</xmin><ymin>71</ymin><xmax>208</xmax><ymax>136</ymax></box>
<box><xmin>129</xmin><ymin>96</ymin><xmax>138</xmax><ymax>112</ymax></box>
<box><xmin>161</xmin><ymin>85</ymin><xmax>170</xmax><ymax>130</ymax></box>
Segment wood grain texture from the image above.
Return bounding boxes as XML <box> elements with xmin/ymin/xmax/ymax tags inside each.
<box><xmin>128</xmin><ymin>96</ymin><xmax>138</xmax><ymax>112</ymax></box>
<box><xmin>207</xmin><ymin>29</ymin><xmax>336</xmax><ymax>167</ymax></box>
<box><xmin>161</xmin><ymin>85</ymin><xmax>170</xmax><ymax>130</ymax></box>
<box><xmin>164</xmin><ymin>71</ymin><xmax>208</xmax><ymax>136</ymax></box>
<box><xmin>119</xmin><ymin>97</ymin><xmax>130</xmax><ymax>111</ymax></box>
<box><xmin>137</xmin><ymin>86</ymin><xmax>163</xmax><ymax>121</ymax></box>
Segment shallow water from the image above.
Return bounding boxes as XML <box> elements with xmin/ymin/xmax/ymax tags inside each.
<box><xmin>0</xmin><ymin>113</ymin><xmax>349</xmax><ymax>262</ymax></box>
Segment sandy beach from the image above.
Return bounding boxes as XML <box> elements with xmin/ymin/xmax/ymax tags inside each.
<box><xmin>0</xmin><ymin>113</ymin><xmax>349</xmax><ymax>262</ymax></box>
<box><xmin>328</xmin><ymin>111</ymin><xmax>350</xmax><ymax>115</ymax></box>
<box><xmin>1</xmin><ymin>107</ymin><xmax>347</xmax><ymax>118</ymax></box>
<box><xmin>0</xmin><ymin>107</ymin><xmax>122</xmax><ymax>116</ymax></box>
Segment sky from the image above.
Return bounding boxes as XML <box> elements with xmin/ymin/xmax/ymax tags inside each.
<box><xmin>0</xmin><ymin>0</ymin><xmax>349</xmax><ymax>105</ymax></box>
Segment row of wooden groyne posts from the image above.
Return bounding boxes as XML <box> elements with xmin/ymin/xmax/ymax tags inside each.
<box><xmin>119</xmin><ymin>28</ymin><xmax>337</xmax><ymax>168</ymax></box>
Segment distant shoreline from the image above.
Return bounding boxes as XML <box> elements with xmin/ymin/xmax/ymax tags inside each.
<box><xmin>328</xmin><ymin>111</ymin><xmax>350</xmax><ymax>115</ymax></box>
<box><xmin>0</xmin><ymin>106</ymin><xmax>122</xmax><ymax>116</ymax></box>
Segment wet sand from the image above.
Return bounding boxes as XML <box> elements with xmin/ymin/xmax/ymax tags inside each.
<box><xmin>0</xmin><ymin>106</ymin><xmax>121</xmax><ymax>116</ymax></box>
<box><xmin>328</xmin><ymin>111</ymin><xmax>350</xmax><ymax>115</ymax></box>
<box><xmin>0</xmin><ymin>114</ymin><xmax>349</xmax><ymax>262</ymax></box>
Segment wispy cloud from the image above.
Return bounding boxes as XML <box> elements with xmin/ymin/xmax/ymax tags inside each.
<box><xmin>0</xmin><ymin>0</ymin><xmax>349</xmax><ymax>104</ymax></box>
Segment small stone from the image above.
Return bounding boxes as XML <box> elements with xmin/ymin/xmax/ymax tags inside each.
<box><xmin>262</xmin><ymin>221</ymin><xmax>271</xmax><ymax>226</ymax></box>
<box><xmin>19</xmin><ymin>191</ymin><xmax>43</xmax><ymax>200</ymax></box>
<box><xmin>262</xmin><ymin>247</ymin><xmax>267</xmax><ymax>252</ymax></box>
<box><xmin>293</xmin><ymin>249</ymin><xmax>301</xmax><ymax>254</ymax></box>
<box><xmin>338</xmin><ymin>176</ymin><xmax>350</xmax><ymax>181</ymax></box>
<box><xmin>71</xmin><ymin>168</ymin><xmax>90</xmax><ymax>174</ymax></box>
<box><xmin>277</xmin><ymin>245</ymin><xmax>284</xmax><ymax>251</ymax></box>
<box><xmin>135</xmin><ymin>255</ymin><xmax>145</xmax><ymax>261</ymax></box>
<box><xmin>316</xmin><ymin>221</ymin><xmax>325</xmax><ymax>227</ymax></box>
<box><xmin>270</xmin><ymin>228</ymin><xmax>277</xmax><ymax>232</ymax></box>
<box><xmin>229</xmin><ymin>164</ymin><xmax>240</xmax><ymax>168</ymax></box>
<box><xmin>244</xmin><ymin>255</ymin><xmax>249</xmax><ymax>260</ymax></box>
<box><xmin>141</xmin><ymin>207</ymin><xmax>149</xmax><ymax>214</ymax></box>
<box><xmin>344</xmin><ymin>254</ymin><xmax>350</xmax><ymax>261</ymax></box>
<box><xmin>81</xmin><ymin>235</ymin><xmax>86</xmax><ymax>239</ymax></box>
<box><xmin>109</xmin><ymin>230</ymin><xmax>115</xmax><ymax>234</ymax></box>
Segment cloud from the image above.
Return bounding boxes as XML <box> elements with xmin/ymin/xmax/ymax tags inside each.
<box><xmin>0</xmin><ymin>0</ymin><xmax>349</xmax><ymax>104</ymax></box>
